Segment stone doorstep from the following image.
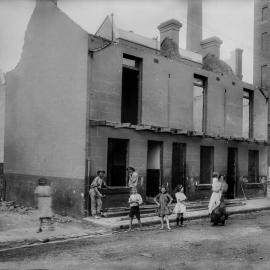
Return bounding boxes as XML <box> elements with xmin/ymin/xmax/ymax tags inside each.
<box><xmin>83</xmin><ymin>199</ymin><xmax>270</xmax><ymax>231</ymax></box>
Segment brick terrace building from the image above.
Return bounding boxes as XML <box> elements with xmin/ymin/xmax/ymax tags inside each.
<box><xmin>4</xmin><ymin>0</ymin><xmax>268</xmax><ymax>217</ymax></box>
<box><xmin>254</xmin><ymin>0</ymin><xmax>270</xmax><ymax>169</ymax></box>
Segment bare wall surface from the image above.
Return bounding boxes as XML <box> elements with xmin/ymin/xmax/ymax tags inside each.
<box><xmin>5</xmin><ymin>0</ymin><xmax>89</xmax><ymax>179</ymax></box>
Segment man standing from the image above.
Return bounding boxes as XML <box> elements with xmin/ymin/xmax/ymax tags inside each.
<box><xmin>89</xmin><ymin>170</ymin><xmax>107</xmax><ymax>218</ymax></box>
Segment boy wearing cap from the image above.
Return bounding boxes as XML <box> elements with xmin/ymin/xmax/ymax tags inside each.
<box><xmin>128</xmin><ymin>187</ymin><xmax>143</xmax><ymax>231</ymax></box>
<box><xmin>89</xmin><ymin>170</ymin><xmax>107</xmax><ymax>218</ymax></box>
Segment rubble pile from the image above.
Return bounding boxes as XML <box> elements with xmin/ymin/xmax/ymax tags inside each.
<box><xmin>52</xmin><ymin>214</ymin><xmax>74</xmax><ymax>224</ymax></box>
<box><xmin>0</xmin><ymin>201</ymin><xmax>34</xmax><ymax>214</ymax></box>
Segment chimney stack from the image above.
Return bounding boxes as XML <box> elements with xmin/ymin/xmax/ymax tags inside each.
<box><xmin>158</xmin><ymin>19</ymin><xmax>182</xmax><ymax>50</ymax></box>
<box><xmin>186</xmin><ymin>0</ymin><xmax>202</xmax><ymax>53</ymax></box>
<box><xmin>200</xmin><ymin>36</ymin><xmax>223</xmax><ymax>58</ymax></box>
<box><xmin>234</xmin><ymin>48</ymin><xmax>243</xmax><ymax>80</ymax></box>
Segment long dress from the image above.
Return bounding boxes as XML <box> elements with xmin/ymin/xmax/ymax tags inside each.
<box><xmin>208</xmin><ymin>178</ymin><xmax>228</xmax><ymax>225</ymax></box>
<box><xmin>208</xmin><ymin>177</ymin><xmax>222</xmax><ymax>214</ymax></box>
<box><xmin>34</xmin><ymin>185</ymin><xmax>53</xmax><ymax>218</ymax></box>
<box><xmin>173</xmin><ymin>192</ymin><xmax>187</xmax><ymax>214</ymax></box>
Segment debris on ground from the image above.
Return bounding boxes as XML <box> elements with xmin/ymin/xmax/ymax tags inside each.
<box><xmin>0</xmin><ymin>201</ymin><xmax>34</xmax><ymax>214</ymax></box>
<box><xmin>140</xmin><ymin>253</ymin><xmax>153</xmax><ymax>258</ymax></box>
<box><xmin>52</xmin><ymin>214</ymin><xmax>75</xmax><ymax>224</ymax></box>
<box><xmin>0</xmin><ymin>201</ymin><xmax>75</xmax><ymax>224</ymax></box>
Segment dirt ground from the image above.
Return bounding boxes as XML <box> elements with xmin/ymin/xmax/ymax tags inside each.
<box><xmin>1</xmin><ymin>210</ymin><xmax>270</xmax><ymax>270</ymax></box>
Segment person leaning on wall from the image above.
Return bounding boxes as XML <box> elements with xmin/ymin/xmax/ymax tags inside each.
<box><xmin>89</xmin><ymin>169</ymin><xmax>108</xmax><ymax>219</ymax></box>
<box><xmin>127</xmin><ymin>166</ymin><xmax>139</xmax><ymax>192</ymax></box>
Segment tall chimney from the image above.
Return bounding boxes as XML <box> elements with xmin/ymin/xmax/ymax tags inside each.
<box><xmin>186</xmin><ymin>0</ymin><xmax>202</xmax><ymax>53</ymax></box>
<box><xmin>200</xmin><ymin>36</ymin><xmax>223</xmax><ymax>58</ymax></box>
<box><xmin>234</xmin><ymin>48</ymin><xmax>243</xmax><ymax>80</ymax></box>
<box><xmin>158</xmin><ymin>19</ymin><xmax>182</xmax><ymax>50</ymax></box>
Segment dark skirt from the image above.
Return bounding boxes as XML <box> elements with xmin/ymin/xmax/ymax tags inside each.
<box><xmin>210</xmin><ymin>199</ymin><xmax>228</xmax><ymax>225</ymax></box>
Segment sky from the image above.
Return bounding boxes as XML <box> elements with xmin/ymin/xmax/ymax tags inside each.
<box><xmin>0</xmin><ymin>0</ymin><xmax>254</xmax><ymax>83</ymax></box>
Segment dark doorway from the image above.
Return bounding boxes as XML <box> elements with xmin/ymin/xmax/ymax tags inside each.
<box><xmin>200</xmin><ymin>146</ymin><xmax>214</xmax><ymax>184</ymax></box>
<box><xmin>107</xmin><ymin>138</ymin><xmax>129</xmax><ymax>186</ymax></box>
<box><xmin>171</xmin><ymin>143</ymin><xmax>186</xmax><ymax>191</ymax></box>
<box><xmin>146</xmin><ymin>141</ymin><xmax>163</xmax><ymax>197</ymax></box>
<box><xmin>227</xmin><ymin>147</ymin><xmax>238</xmax><ymax>199</ymax></box>
<box><xmin>248</xmin><ymin>150</ymin><xmax>259</xmax><ymax>182</ymax></box>
<box><xmin>121</xmin><ymin>55</ymin><xmax>141</xmax><ymax>125</ymax></box>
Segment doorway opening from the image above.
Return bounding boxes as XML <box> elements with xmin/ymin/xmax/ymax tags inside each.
<box><xmin>200</xmin><ymin>146</ymin><xmax>214</xmax><ymax>184</ymax></box>
<box><xmin>171</xmin><ymin>143</ymin><xmax>186</xmax><ymax>191</ymax></box>
<box><xmin>248</xmin><ymin>150</ymin><xmax>259</xmax><ymax>182</ymax></box>
<box><xmin>121</xmin><ymin>54</ymin><xmax>141</xmax><ymax>125</ymax></box>
<box><xmin>146</xmin><ymin>141</ymin><xmax>163</xmax><ymax>197</ymax></box>
<box><xmin>227</xmin><ymin>147</ymin><xmax>238</xmax><ymax>199</ymax></box>
<box><xmin>107</xmin><ymin>138</ymin><xmax>129</xmax><ymax>186</ymax></box>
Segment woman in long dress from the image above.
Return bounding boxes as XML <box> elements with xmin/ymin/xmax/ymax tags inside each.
<box><xmin>208</xmin><ymin>173</ymin><xmax>227</xmax><ymax>225</ymax></box>
<box><xmin>34</xmin><ymin>177</ymin><xmax>53</xmax><ymax>233</ymax></box>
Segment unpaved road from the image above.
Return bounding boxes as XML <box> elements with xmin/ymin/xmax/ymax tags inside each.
<box><xmin>1</xmin><ymin>211</ymin><xmax>270</xmax><ymax>270</ymax></box>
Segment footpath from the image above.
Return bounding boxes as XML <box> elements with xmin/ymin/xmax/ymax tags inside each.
<box><xmin>84</xmin><ymin>197</ymin><xmax>270</xmax><ymax>230</ymax></box>
<box><xmin>0</xmin><ymin>198</ymin><xmax>270</xmax><ymax>251</ymax></box>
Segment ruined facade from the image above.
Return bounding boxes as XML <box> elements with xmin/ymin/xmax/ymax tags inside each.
<box><xmin>254</xmin><ymin>0</ymin><xmax>270</xmax><ymax>168</ymax></box>
<box><xmin>3</xmin><ymin>0</ymin><xmax>268</xmax><ymax>217</ymax></box>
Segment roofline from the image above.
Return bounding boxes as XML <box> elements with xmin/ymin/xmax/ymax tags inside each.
<box><xmin>95</xmin><ymin>15</ymin><xmax>110</xmax><ymax>36</ymax></box>
<box><xmin>117</xmin><ymin>37</ymin><xmax>202</xmax><ymax>64</ymax></box>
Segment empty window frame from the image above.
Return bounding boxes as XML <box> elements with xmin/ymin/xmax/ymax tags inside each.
<box><xmin>262</xmin><ymin>5</ymin><xmax>268</xmax><ymax>21</ymax></box>
<box><xmin>200</xmin><ymin>146</ymin><xmax>214</xmax><ymax>184</ymax></box>
<box><xmin>242</xmin><ymin>89</ymin><xmax>254</xmax><ymax>139</ymax></box>
<box><xmin>261</xmin><ymin>64</ymin><xmax>268</xmax><ymax>89</ymax></box>
<box><xmin>121</xmin><ymin>54</ymin><xmax>142</xmax><ymax>125</ymax></box>
<box><xmin>193</xmin><ymin>75</ymin><xmax>207</xmax><ymax>132</ymax></box>
<box><xmin>261</xmin><ymin>32</ymin><xmax>268</xmax><ymax>50</ymax></box>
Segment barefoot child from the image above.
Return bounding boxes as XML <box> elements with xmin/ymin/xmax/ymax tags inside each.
<box><xmin>128</xmin><ymin>187</ymin><xmax>143</xmax><ymax>231</ymax></box>
<box><xmin>154</xmin><ymin>185</ymin><xmax>173</xmax><ymax>231</ymax></box>
<box><xmin>34</xmin><ymin>178</ymin><xmax>53</xmax><ymax>233</ymax></box>
<box><xmin>173</xmin><ymin>185</ymin><xmax>187</xmax><ymax>227</ymax></box>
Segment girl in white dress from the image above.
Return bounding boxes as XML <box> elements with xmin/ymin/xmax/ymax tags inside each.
<box><xmin>173</xmin><ymin>185</ymin><xmax>187</xmax><ymax>227</ymax></box>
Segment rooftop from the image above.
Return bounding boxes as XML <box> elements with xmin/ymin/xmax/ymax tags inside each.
<box><xmin>95</xmin><ymin>15</ymin><xmax>202</xmax><ymax>64</ymax></box>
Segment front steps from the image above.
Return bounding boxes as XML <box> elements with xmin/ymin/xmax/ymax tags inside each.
<box><xmin>103</xmin><ymin>199</ymin><xmax>246</xmax><ymax>219</ymax></box>
<box><xmin>83</xmin><ymin>198</ymin><xmax>251</xmax><ymax>231</ymax></box>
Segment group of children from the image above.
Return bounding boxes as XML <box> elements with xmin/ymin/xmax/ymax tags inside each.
<box><xmin>128</xmin><ymin>184</ymin><xmax>187</xmax><ymax>231</ymax></box>
<box><xmin>33</xmin><ymin>173</ymin><xmax>187</xmax><ymax>233</ymax></box>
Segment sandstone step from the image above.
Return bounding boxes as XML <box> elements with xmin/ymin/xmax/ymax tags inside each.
<box><xmin>103</xmin><ymin>199</ymin><xmax>245</xmax><ymax>218</ymax></box>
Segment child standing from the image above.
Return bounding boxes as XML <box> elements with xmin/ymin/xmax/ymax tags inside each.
<box><xmin>154</xmin><ymin>185</ymin><xmax>173</xmax><ymax>231</ymax></box>
<box><xmin>173</xmin><ymin>185</ymin><xmax>187</xmax><ymax>227</ymax></box>
<box><xmin>34</xmin><ymin>178</ymin><xmax>53</xmax><ymax>233</ymax></box>
<box><xmin>128</xmin><ymin>187</ymin><xmax>143</xmax><ymax>231</ymax></box>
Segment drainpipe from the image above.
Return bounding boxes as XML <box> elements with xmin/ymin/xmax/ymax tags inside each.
<box><xmin>0</xmin><ymin>70</ymin><xmax>6</xmax><ymax>201</ymax></box>
<box><xmin>167</xmin><ymin>73</ymin><xmax>171</xmax><ymax>127</ymax></box>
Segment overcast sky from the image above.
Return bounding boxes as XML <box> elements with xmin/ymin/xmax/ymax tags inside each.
<box><xmin>0</xmin><ymin>0</ymin><xmax>254</xmax><ymax>83</ymax></box>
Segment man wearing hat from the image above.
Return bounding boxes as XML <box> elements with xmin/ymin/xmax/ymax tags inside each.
<box><xmin>89</xmin><ymin>170</ymin><xmax>107</xmax><ymax>218</ymax></box>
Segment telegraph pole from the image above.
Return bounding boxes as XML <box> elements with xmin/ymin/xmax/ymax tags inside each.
<box><xmin>0</xmin><ymin>69</ymin><xmax>6</xmax><ymax>201</ymax></box>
